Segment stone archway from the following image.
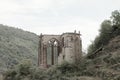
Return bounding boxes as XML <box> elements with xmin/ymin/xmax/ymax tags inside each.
<box><xmin>46</xmin><ymin>38</ymin><xmax>60</xmax><ymax>66</ymax></box>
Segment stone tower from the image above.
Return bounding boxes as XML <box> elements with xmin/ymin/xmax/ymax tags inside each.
<box><xmin>38</xmin><ymin>31</ymin><xmax>82</xmax><ymax>68</ymax></box>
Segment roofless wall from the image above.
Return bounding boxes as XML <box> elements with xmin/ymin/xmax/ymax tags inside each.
<box><xmin>38</xmin><ymin>31</ymin><xmax>82</xmax><ymax>68</ymax></box>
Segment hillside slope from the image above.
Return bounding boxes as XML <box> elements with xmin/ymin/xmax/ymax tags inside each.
<box><xmin>0</xmin><ymin>24</ymin><xmax>39</xmax><ymax>72</ymax></box>
<box><xmin>86</xmin><ymin>35</ymin><xmax>120</xmax><ymax>80</ymax></box>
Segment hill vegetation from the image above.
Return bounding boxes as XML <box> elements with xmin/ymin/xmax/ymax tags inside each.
<box><xmin>0</xmin><ymin>24</ymin><xmax>39</xmax><ymax>72</ymax></box>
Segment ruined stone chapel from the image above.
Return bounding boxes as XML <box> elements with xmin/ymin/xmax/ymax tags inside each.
<box><xmin>38</xmin><ymin>31</ymin><xmax>82</xmax><ymax>68</ymax></box>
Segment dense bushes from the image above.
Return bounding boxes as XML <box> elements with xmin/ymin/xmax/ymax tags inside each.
<box><xmin>3</xmin><ymin>60</ymin><xmax>47</xmax><ymax>80</ymax></box>
<box><xmin>3</xmin><ymin>59</ymin><xmax>91</xmax><ymax>80</ymax></box>
<box><xmin>87</xmin><ymin>10</ymin><xmax>120</xmax><ymax>55</ymax></box>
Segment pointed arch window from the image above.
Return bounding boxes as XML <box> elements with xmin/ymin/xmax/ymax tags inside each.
<box><xmin>46</xmin><ymin>38</ymin><xmax>59</xmax><ymax>65</ymax></box>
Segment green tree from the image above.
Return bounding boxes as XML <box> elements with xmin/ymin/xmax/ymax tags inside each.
<box><xmin>111</xmin><ymin>10</ymin><xmax>120</xmax><ymax>25</ymax></box>
<box><xmin>17</xmin><ymin>60</ymin><xmax>32</xmax><ymax>76</ymax></box>
<box><xmin>110</xmin><ymin>10</ymin><xmax>120</xmax><ymax>37</ymax></box>
<box><xmin>3</xmin><ymin>60</ymin><xmax>34</xmax><ymax>80</ymax></box>
<box><xmin>99</xmin><ymin>20</ymin><xmax>112</xmax><ymax>45</ymax></box>
<box><xmin>87</xmin><ymin>20</ymin><xmax>112</xmax><ymax>55</ymax></box>
<box><xmin>87</xmin><ymin>41</ymin><xmax>96</xmax><ymax>55</ymax></box>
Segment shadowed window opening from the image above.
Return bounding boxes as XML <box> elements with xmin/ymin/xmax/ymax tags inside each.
<box><xmin>46</xmin><ymin>39</ymin><xmax>59</xmax><ymax>65</ymax></box>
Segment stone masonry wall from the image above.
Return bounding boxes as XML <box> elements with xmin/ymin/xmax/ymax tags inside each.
<box><xmin>38</xmin><ymin>31</ymin><xmax>82</xmax><ymax>68</ymax></box>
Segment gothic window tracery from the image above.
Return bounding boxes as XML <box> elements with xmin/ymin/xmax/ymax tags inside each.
<box><xmin>46</xmin><ymin>38</ymin><xmax>59</xmax><ymax>65</ymax></box>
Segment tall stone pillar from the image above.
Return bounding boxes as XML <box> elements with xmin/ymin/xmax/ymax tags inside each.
<box><xmin>43</xmin><ymin>45</ymin><xmax>47</xmax><ymax>68</ymax></box>
<box><xmin>38</xmin><ymin>34</ymin><xmax>43</xmax><ymax>66</ymax></box>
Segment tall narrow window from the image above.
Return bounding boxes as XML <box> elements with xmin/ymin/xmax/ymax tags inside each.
<box><xmin>46</xmin><ymin>38</ymin><xmax>59</xmax><ymax>65</ymax></box>
<box><xmin>47</xmin><ymin>43</ymin><xmax>52</xmax><ymax>65</ymax></box>
<box><xmin>62</xmin><ymin>37</ymin><xmax>64</xmax><ymax>47</ymax></box>
<box><xmin>54</xmin><ymin>41</ymin><xmax>58</xmax><ymax>64</ymax></box>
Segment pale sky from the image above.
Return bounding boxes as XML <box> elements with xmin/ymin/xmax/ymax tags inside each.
<box><xmin>0</xmin><ymin>0</ymin><xmax>120</xmax><ymax>51</ymax></box>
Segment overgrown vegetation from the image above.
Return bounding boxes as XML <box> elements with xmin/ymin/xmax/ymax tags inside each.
<box><xmin>3</xmin><ymin>59</ymin><xmax>102</xmax><ymax>80</ymax></box>
<box><xmin>4</xmin><ymin>50</ymin><xmax>120</xmax><ymax>80</ymax></box>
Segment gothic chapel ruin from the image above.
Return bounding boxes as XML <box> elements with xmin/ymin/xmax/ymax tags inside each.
<box><xmin>38</xmin><ymin>31</ymin><xmax>82</xmax><ymax>68</ymax></box>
